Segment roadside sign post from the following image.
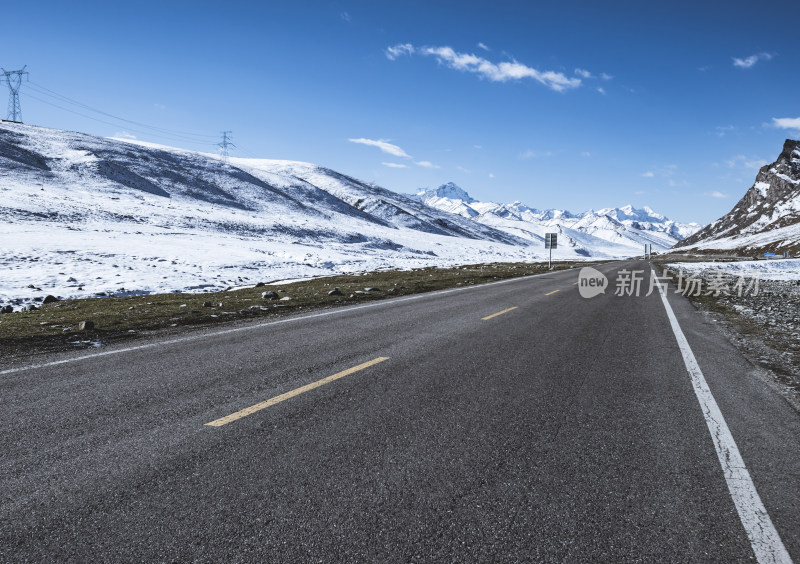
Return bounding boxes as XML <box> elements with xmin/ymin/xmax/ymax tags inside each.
<box><xmin>545</xmin><ymin>232</ymin><xmax>557</xmax><ymax>269</ymax></box>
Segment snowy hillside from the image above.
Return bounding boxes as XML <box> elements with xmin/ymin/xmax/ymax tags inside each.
<box><xmin>675</xmin><ymin>139</ymin><xmax>800</xmax><ymax>255</ymax></box>
<box><xmin>1</xmin><ymin>123</ymin><xmax>554</xmax><ymax>305</ymax></box>
<box><xmin>410</xmin><ymin>185</ymin><xmax>702</xmax><ymax>256</ymax></box>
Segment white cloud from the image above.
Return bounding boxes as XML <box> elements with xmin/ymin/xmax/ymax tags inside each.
<box><xmin>457</xmin><ymin>166</ymin><xmax>472</xmax><ymax>174</ymax></box>
<box><xmin>577</xmin><ymin>69</ymin><xmax>613</xmax><ymax>82</ymax></box>
<box><xmin>385</xmin><ymin>43</ymin><xmax>415</xmax><ymax>60</ymax></box>
<box><xmin>520</xmin><ymin>149</ymin><xmax>552</xmax><ymax>160</ymax></box>
<box><xmin>153</xmin><ymin>103</ymin><xmax>166</xmax><ymax>110</ymax></box>
<box><xmin>415</xmin><ymin>160</ymin><xmax>440</xmax><ymax>169</ymax></box>
<box><xmin>477</xmin><ymin>42</ymin><xmax>490</xmax><ymax>51</ymax></box>
<box><xmin>726</xmin><ymin>155</ymin><xmax>745</xmax><ymax>168</ymax></box>
<box><xmin>113</xmin><ymin>131</ymin><xmax>137</xmax><ymax>139</ymax></box>
<box><xmin>771</xmin><ymin>117</ymin><xmax>800</xmax><ymax>132</ymax></box>
<box><xmin>597</xmin><ymin>87</ymin><xmax>606</xmax><ymax>95</ymax></box>
<box><xmin>348</xmin><ymin>137</ymin><xmax>411</xmax><ymax>158</ymax></box>
<box><xmin>646</xmin><ymin>164</ymin><xmax>678</xmax><ymax>178</ymax></box>
<box><xmin>387</xmin><ymin>43</ymin><xmax>582</xmax><ymax>92</ymax></box>
<box><xmin>732</xmin><ymin>52</ymin><xmax>774</xmax><ymax>69</ymax></box>
<box><xmin>634</xmin><ymin>190</ymin><xmax>646</xmax><ymax>195</ymax></box>
<box><xmin>473</xmin><ymin>144</ymin><xmax>482</xmax><ymax>149</ymax></box>
<box><xmin>488</xmin><ymin>173</ymin><xmax>495</xmax><ymax>178</ymax></box>
<box><xmin>715</xmin><ymin>125</ymin><xmax>735</xmax><ymax>137</ymax></box>
<box><xmin>726</xmin><ymin>155</ymin><xmax>767</xmax><ymax>170</ymax></box>
<box><xmin>340</xmin><ymin>11</ymin><xmax>351</xmax><ymax>22</ymax></box>
<box><xmin>710</xmin><ymin>191</ymin><xmax>728</xmax><ymax>198</ymax></box>
<box><xmin>381</xmin><ymin>162</ymin><xmax>407</xmax><ymax>168</ymax></box>
<box><xmin>580</xmin><ymin>151</ymin><xmax>591</xmax><ymax>157</ymax></box>
<box><xmin>733</xmin><ymin>56</ymin><xmax>758</xmax><ymax>68</ymax></box>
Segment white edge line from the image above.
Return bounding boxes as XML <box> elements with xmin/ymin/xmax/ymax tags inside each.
<box><xmin>653</xmin><ymin>269</ymin><xmax>792</xmax><ymax>564</ymax></box>
<box><xmin>0</xmin><ymin>266</ymin><xmax>588</xmax><ymax>376</ymax></box>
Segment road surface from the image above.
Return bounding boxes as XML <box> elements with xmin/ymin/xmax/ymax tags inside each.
<box><xmin>1</xmin><ymin>260</ymin><xmax>798</xmax><ymax>562</ymax></box>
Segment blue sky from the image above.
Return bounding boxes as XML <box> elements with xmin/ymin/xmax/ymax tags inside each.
<box><xmin>1</xmin><ymin>1</ymin><xmax>798</xmax><ymax>224</ymax></box>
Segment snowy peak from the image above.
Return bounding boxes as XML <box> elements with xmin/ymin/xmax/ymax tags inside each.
<box><xmin>676</xmin><ymin>138</ymin><xmax>800</xmax><ymax>253</ymax></box>
<box><xmin>540</xmin><ymin>209</ymin><xmax>580</xmax><ymax>221</ymax></box>
<box><xmin>596</xmin><ymin>205</ymin><xmax>667</xmax><ymax>223</ymax></box>
<box><xmin>415</xmin><ymin>182</ymin><xmax>475</xmax><ymax>203</ymax></box>
<box><xmin>410</xmin><ymin>180</ymin><xmax>701</xmax><ymax>257</ymax></box>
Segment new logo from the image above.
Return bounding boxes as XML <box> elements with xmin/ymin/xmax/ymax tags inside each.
<box><xmin>578</xmin><ymin>267</ymin><xmax>608</xmax><ymax>298</ymax></box>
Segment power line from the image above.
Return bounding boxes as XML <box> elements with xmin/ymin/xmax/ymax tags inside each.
<box><xmin>233</xmin><ymin>144</ymin><xmax>262</xmax><ymax>159</ymax></box>
<box><xmin>23</xmin><ymin>91</ymin><xmax>214</xmax><ymax>149</ymax></box>
<box><xmin>26</xmin><ymin>80</ymin><xmax>218</xmax><ymax>140</ymax></box>
<box><xmin>6</xmin><ymin>76</ymin><xmax>260</xmax><ymax>159</ymax></box>
<box><xmin>1</xmin><ymin>66</ymin><xmax>29</xmax><ymax>122</ymax></box>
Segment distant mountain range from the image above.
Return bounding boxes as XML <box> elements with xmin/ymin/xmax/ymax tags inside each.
<box><xmin>675</xmin><ymin>139</ymin><xmax>800</xmax><ymax>255</ymax></box>
<box><xmin>409</xmin><ymin>183</ymin><xmax>702</xmax><ymax>257</ymax></box>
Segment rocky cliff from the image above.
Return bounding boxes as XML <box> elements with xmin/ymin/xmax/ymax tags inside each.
<box><xmin>676</xmin><ymin>139</ymin><xmax>800</xmax><ymax>254</ymax></box>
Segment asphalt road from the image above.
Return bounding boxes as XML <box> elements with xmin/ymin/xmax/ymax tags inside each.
<box><xmin>1</xmin><ymin>260</ymin><xmax>798</xmax><ymax>562</ymax></box>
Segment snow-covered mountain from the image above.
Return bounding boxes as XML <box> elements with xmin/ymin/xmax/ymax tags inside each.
<box><xmin>675</xmin><ymin>139</ymin><xmax>800</xmax><ymax>255</ymax></box>
<box><xmin>1</xmin><ymin>123</ymin><xmax>540</xmax><ymax>304</ymax></box>
<box><xmin>410</xmin><ymin>186</ymin><xmax>702</xmax><ymax>257</ymax></box>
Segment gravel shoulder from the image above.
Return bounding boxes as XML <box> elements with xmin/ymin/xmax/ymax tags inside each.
<box><xmin>657</xmin><ymin>260</ymin><xmax>800</xmax><ymax>411</ymax></box>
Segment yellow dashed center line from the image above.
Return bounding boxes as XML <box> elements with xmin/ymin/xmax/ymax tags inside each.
<box><xmin>481</xmin><ymin>306</ymin><xmax>518</xmax><ymax>321</ymax></box>
<box><xmin>572</xmin><ymin>281</ymin><xmax>579</xmax><ymax>285</ymax></box>
<box><xmin>546</xmin><ymin>289</ymin><xmax>561</xmax><ymax>295</ymax></box>
<box><xmin>205</xmin><ymin>357</ymin><xmax>390</xmax><ymax>427</ymax></box>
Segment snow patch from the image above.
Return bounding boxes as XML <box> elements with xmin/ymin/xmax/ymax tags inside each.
<box><xmin>667</xmin><ymin>258</ymin><xmax>800</xmax><ymax>281</ymax></box>
<box><xmin>754</xmin><ymin>181</ymin><xmax>771</xmax><ymax>198</ymax></box>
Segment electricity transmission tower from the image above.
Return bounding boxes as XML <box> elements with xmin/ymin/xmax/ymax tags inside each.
<box><xmin>1</xmin><ymin>65</ymin><xmax>29</xmax><ymax>122</ymax></box>
<box><xmin>217</xmin><ymin>131</ymin><xmax>235</xmax><ymax>163</ymax></box>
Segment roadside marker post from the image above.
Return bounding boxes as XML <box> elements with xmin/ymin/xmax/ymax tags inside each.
<box><xmin>545</xmin><ymin>233</ymin><xmax>557</xmax><ymax>269</ymax></box>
